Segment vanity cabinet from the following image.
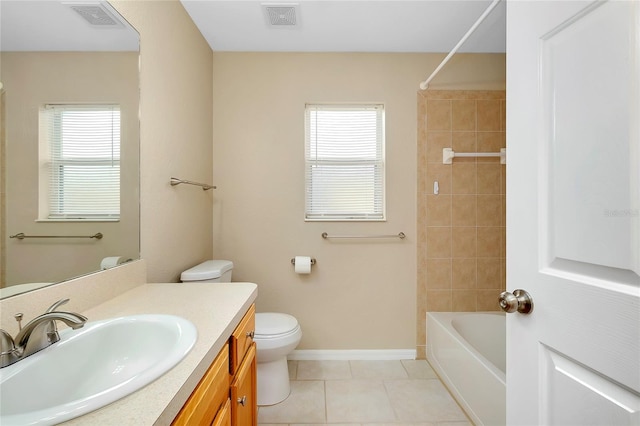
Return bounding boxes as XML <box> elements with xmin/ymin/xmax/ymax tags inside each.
<box><xmin>172</xmin><ymin>304</ymin><xmax>256</xmax><ymax>426</ymax></box>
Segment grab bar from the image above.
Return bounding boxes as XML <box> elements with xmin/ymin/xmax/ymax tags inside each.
<box><xmin>322</xmin><ymin>232</ymin><xmax>406</xmax><ymax>240</ymax></box>
<box><xmin>10</xmin><ymin>232</ymin><xmax>103</xmax><ymax>240</ymax></box>
<box><xmin>443</xmin><ymin>148</ymin><xmax>506</xmax><ymax>164</ymax></box>
<box><xmin>170</xmin><ymin>177</ymin><xmax>216</xmax><ymax>191</ymax></box>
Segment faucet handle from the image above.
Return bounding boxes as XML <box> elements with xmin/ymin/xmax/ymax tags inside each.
<box><xmin>14</xmin><ymin>313</ymin><xmax>23</xmax><ymax>331</ymax></box>
<box><xmin>46</xmin><ymin>298</ymin><xmax>70</xmax><ymax>313</ymax></box>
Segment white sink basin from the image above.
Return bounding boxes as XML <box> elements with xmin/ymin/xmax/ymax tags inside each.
<box><xmin>0</xmin><ymin>314</ymin><xmax>197</xmax><ymax>425</ymax></box>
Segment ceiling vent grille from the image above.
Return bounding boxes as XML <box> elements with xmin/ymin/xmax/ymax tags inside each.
<box><xmin>67</xmin><ymin>3</ymin><xmax>124</xmax><ymax>27</ymax></box>
<box><xmin>262</xmin><ymin>3</ymin><xmax>299</xmax><ymax>27</ymax></box>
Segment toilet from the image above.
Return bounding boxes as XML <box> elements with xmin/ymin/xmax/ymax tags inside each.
<box><xmin>180</xmin><ymin>260</ymin><xmax>302</xmax><ymax>406</ymax></box>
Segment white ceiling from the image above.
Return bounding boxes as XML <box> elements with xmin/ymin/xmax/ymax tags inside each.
<box><xmin>180</xmin><ymin>0</ymin><xmax>506</xmax><ymax>53</ymax></box>
<box><xmin>0</xmin><ymin>1</ymin><xmax>138</xmax><ymax>52</ymax></box>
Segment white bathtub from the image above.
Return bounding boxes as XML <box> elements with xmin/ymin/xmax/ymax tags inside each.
<box><xmin>426</xmin><ymin>312</ymin><xmax>506</xmax><ymax>426</ymax></box>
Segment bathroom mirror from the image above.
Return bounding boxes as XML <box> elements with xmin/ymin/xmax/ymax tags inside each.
<box><xmin>0</xmin><ymin>1</ymin><xmax>140</xmax><ymax>298</ymax></box>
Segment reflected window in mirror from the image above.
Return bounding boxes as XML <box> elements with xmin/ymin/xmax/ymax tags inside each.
<box><xmin>1</xmin><ymin>0</ymin><xmax>140</xmax><ymax>297</ymax></box>
<box><xmin>39</xmin><ymin>104</ymin><xmax>121</xmax><ymax>221</ymax></box>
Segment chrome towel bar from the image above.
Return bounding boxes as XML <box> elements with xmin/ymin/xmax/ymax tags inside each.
<box><xmin>170</xmin><ymin>177</ymin><xmax>216</xmax><ymax>191</ymax></box>
<box><xmin>321</xmin><ymin>232</ymin><xmax>406</xmax><ymax>240</ymax></box>
<box><xmin>10</xmin><ymin>232</ymin><xmax>103</xmax><ymax>240</ymax></box>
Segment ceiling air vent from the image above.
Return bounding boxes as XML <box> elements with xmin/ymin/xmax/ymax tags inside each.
<box><xmin>262</xmin><ymin>3</ymin><xmax>299</xmax><ymax>27</ymax></box>
<box><xmin>66</xmin><ymin>2</ymin><xmax>124</xmax><ymax>27</ymax></box>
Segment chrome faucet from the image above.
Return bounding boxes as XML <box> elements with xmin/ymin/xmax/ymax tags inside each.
<box><xmin>0</xmin><ymin>298</ymin><xmax>87</xmax><ymax>368</ymax></box>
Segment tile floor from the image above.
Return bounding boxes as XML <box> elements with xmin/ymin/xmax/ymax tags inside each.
<box><xmin>257</xmin><ymin>360</ymin><xmax>472</xmax><ymax>425</ymax></box>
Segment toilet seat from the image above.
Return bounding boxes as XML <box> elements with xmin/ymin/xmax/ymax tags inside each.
<box><xmin>255</xmin><ymin>313</ymin><xmax>299</xmax><ymax>339</ymax></box>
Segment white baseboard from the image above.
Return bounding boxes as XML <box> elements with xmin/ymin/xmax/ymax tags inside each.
<box><xmin>288</xmin><ymin>349</ymin><xmax>416</xmax><ymax>361</ymax></box>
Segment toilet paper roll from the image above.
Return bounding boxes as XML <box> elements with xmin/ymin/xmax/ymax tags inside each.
<box><xmin>101</xmin><ymin>256</ymin><xmax>124</xmax><ymax>270</ymax></box>
<box><xmin>294</xmin><ymin>256</ymin><xmax>312</xmax><ymax>274</ymax></box>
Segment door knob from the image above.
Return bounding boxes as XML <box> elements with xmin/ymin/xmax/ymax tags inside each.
<box><xmin>499</xmin><ymin>289</ymin><xmax>533</xmax><ymax>314</ymax></box>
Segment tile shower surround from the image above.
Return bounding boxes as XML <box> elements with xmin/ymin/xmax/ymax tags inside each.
<box><xmin>417</xmin><ymin>90</ymin><xmax>506</xmax><ymax>359</ymax></box>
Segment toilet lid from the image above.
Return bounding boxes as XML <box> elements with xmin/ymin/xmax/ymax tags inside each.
<box><xmin>255</xmin><ymin>313</ymin><xmax>299</xmax><ymax>337</ymax></box>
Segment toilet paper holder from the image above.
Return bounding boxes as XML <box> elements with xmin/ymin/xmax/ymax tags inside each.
<box><xmin>290</xmin><ymin>257</ymin><xmax>316</xmax><ymax>265</ymax></box>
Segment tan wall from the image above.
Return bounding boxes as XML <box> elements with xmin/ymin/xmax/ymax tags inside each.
<box><xmin>417</xmin><ymin>90</ymin><xmax>506</xmax><ymax>358</ymax></box>
<box><xmin>1</xmin><ymin>52</ymin><xmax>139</xmax><ymax>286</ymax></box>
<box><xmin>111</xmin><ymin>0</ymin><xmax>214</xmax><ymax>283</ymax></box>
<box><xmin>212</xmin><ymin>52</ymin><xmax>505</xmax><ymax>350</ymax></box>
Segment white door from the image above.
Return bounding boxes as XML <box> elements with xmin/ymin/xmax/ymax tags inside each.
<box><xmin>506</xmin><ymin>1</ymin><xmax>640</xmax><ymax>425</ymax></box>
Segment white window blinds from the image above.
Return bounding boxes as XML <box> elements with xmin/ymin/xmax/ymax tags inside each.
<box><xmin>42</xmin><ymin>105</ymin><xmax>120</xmax><ymax>220</ymax></box>
<box><xmin>305</xmin><ymin>104</ymin><xmax>385</xmax><ymax>221</ymax></box>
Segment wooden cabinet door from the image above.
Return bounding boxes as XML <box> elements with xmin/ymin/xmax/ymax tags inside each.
<box><xmin>230</xmin><ymin>343</ymin><xmax>257</xmax><ymax>426</ymax></box>
<box><xmin>212</xmin><ymin>399</ymin><xmax>231</xmax><ymax>426</ymax></box>
<box><xmin>172</xmin><ymin>345</ymin><xmax>230</xmax><ymax>426</ymax></box>
<box><xmin>230</xmin><ymin>304</ymin><xmax>255</xmax><ymax>375</ymax></box>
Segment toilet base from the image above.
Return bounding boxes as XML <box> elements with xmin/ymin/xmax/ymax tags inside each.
<box><xmin>257</xmin><ymin>357</ymin><xmax>291</xmax><ymax>406</ymax></box>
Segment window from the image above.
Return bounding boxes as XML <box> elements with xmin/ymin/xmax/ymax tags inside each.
<box><xmin>40</xmin><ymin>105</ymin><xmax>120</xmax><ymax>220</ymax></box>
<box><xmin>305</xmin><ymin>104</ymin><xmax>385</xmax><ymax>221</ymax></box>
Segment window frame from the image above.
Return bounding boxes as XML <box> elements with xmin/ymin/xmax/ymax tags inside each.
<box><xmin>304</xmin><ymin>103</ymin><xmax>386</xmax><ymax>222</ymax></box>
<box><xmin>39</xmin><ymin>104</ymin><xmax>121</xmax><ymax>222</ymax></box>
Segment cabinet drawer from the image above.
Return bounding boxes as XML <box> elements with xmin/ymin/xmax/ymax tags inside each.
<box><xmin>231</xmin><ymin>343</ymin><xmax>257</xmax><ymax>426</ymax></box>
<box><xmin>172</xmin><ymin>344</ymin><xmax>230</xmax><ymax>426</ymax></box>
<box><xmin>230</xmin><ymin>304</ymin><xmax>255</xmax><ymax>375</ymax></box>
<box><xmin>212</xmin><ymin>398</ymin><xmax>231</xmax><ymax>426</ymax></box>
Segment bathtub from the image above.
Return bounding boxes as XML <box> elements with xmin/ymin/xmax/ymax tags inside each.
<box><xmin>426</xmin><ymin>312</ymin><xmax>505</xmax><ymax>426</ymax></box>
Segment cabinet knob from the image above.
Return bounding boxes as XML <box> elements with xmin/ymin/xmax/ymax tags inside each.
<box><xmin>237</xmin><ymin>395</ymin><xmax>247</xmax><ymax>406</ymax></box>
<box><xmin>246</xmin><ymin>330</ymin><xmax>255</xmax><ymax>339</ymax></box>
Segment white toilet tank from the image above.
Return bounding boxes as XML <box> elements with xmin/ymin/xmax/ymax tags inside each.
<box><xmin>180</xmin><ymin>260</ymin><xmax>233</xmax><ymax>283</ymax></box>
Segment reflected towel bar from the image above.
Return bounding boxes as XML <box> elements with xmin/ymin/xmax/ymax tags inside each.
<box><xmin>170</xmin><ymin>177</ymin><xmax>216</xmax><ymax>191</ymax></box>
<box><xmin>322</xmin><ymin>232</ymin><xmax>406</xmax><ymax>240</ymax></box>
<box><xmin>10</xmin><ymin>232</ymin><xmax>103</xmax><ymax>240</ymax></box>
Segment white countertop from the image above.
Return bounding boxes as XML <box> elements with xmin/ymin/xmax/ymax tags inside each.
<box><xmin>60</xmin><ymin>282</ymin><xmax>258</xmax><ymax>425</ymax></box>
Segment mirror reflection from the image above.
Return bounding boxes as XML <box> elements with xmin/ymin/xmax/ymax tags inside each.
<box><xmin>0</xmin><ymin>1</ymin><xmax>140</xmax><ymax>298</ymax></box>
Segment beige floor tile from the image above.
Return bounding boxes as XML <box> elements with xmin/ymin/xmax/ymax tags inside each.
<box><xmin>401</xmin><ymin>360</ymin><xmax>439</xmax><ymax>379</ymax></box>
<box><xmin>257</xmin><ymin>380</ymin><xmax>326</xmax><ymax>424</ymax></box>
<box><xmin>296</xmin><ymin>360</ymin><xmax>352</xmax><ymax>380</ymax></box>
<box><xmin>384</xmin><ymin>379</ymin><xmax>468</xmax><ymax>423</ymax></box>
<box><xmin>350</xmin><ymin>360</ymin><xmax>409</xmax><ymax>379</ymax></box>
<box><xmin>325</xmin><ymin>380</ymin><xmax>397</xmax><ymax>423</ymax></box>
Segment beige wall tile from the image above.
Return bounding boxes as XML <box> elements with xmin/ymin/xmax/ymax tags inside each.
<box><xmin>452</xmin><ymin>100</ymin><xmax>476</xmax><ymax>131</ymax></box>
<box><xmin>477</xmin><ymin>258</ymin><xmax>502</xmax><ymax>289</ymax></box>
<box><xmin>452</xmin><ymin>131</ymin><xmax>477</xmax><ymax>162</ymax></box>
<box><xmin>427</xmin><ymin>99</ymin><xmax>452</xmax><ymax>131</ymax></box>
<box><xmin>426</xmin><ymin>259</ymin><xmax>452</xmax><ymax>289</ymax></box>
<box><xmin>426</xmin><ymin>194</ymin><xmax>452</xmax><ymax>226</ymax></box>
<box><xmin>425</xmin><ymin>164</ymin><xmax>452</xmax><ymax>194</ymax></box>
<box><xmin>477</xmin><ymin>132</ymin><xmax>505</xmax><ymax>161</ymax></box>
<box><xmin>477</xmin><ymin>99</ymin><xmax>501</xmax><ymax>131</ymax></box>
<box><xmin>477</xmin><ymin>227</ymin><xmax>502</xmax><ymax>257</ymax></box>
<box><xmin>452</xmin><ymin>163</ymin><xmax>477</xmax><ymax>194</ymax></box>
<box><xmin>427</xmin><ymin>290</ymin><xmax>452</xmax><ymax>312</ymax></box>
<box><xmin>477</xmin><ymin>290</ymin><xmax>501</xmax><ymax>311</ymax></box>
<box><xmin>477</xmin><ymin>194</ymin><xmax>503</xmax><ymax>226</ymax></box>
<box><xmin>452</xmin><ymin>195</ymin><xmax>476</xmax><ymax>226</ymax></box>
<box><xmin>477</xmin><ymin>163</ymin><xmax>502</xmax><ymax>194</ymax></box>
<box><xmin>452</xmin><ymin>258</ymin><xmax>477</xmax><ymax>289</ymax></box>
<box><xmin>426</xmin><ymin>227</ymin><xmax>452</xmax><ymax>258</ymax></box>
<box><xmin>426</xmin><ymin>132</ymin><xmax>452</xmax><ymax>163</ymax></box>
<box><xmin>452</xmin><ymin>290</ymin><xmax>477</xmax><ymax>312</ymax></box>
<box><xmin>452</xmin><ymin>226</ymin><xmax>477</xmax><ymax>258</ymax></box>
<box><xmin>419</xmin><ymin>89</ymin><xmax>506</xmax><ymax>318</ymax></box>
